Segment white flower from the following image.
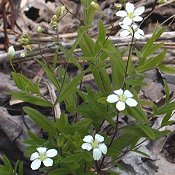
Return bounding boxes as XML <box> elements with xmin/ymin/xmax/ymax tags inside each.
<box><xmin>116</xmin><ymin>2</ymin><xmax>145</xmax><ymax>25</ymax></box>
<box><xmin>120</xmin><ymin>24</ymin><xmax>144</xmax><ymax>39</ymax></box>
<box><xmin>7</xmin><ymin>46</ymin><xmax>15</xmax><ymax>59</ymax></box>
<box><xmin>20</xmin><ymin>52</ymin><xmax>26</xmax><ymax>58</ymax></box>
<box><xmin>30</xmin><ymin>147</ymin><xmax>57</xmax><ymax>170</ymax></box>
<box><xmin>81</xmin><ymin>134</ymin><xmax>107</xmax><ymax>161</ymax></box>
<box><xmin>107</xmin><ymin>89</ymin><xmax>138</xmax><ymax>111</ymax></box>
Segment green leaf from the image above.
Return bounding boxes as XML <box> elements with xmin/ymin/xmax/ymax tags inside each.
<box><xmin>138</xmin><ymin>124</ymin><xmax>156</xmax><ymax>140</ymax></box>
<box><xmin>103</xmin><ymin>41</ymin><xmax>125</xmax><ymax>89</ymax></box>
<box><xmin>141</xmin><ymin>28</ymin><xmax>164</xmax><ymax>64</ymax></box>
<box><xmin>95</xmin><ymin>19</ymin><xmax>106</xmax><ymax>52</ymax></box>
<box><xmin>156</xmin><ymin>102</ymin><xmax>175</xmax><ymax>115</ymax></box>
<box><xmin>12</xmin><ymin>72</ymin><xmax>39</xmax><ymax>94</ymax></box>
<box><xmin>161</xmin><ymin>112</ymin><xmax>175</xmax><ymax>127</ymax></box>
<box><xmin>57</xmin><ymin>73</ymin><xmax>84</xmax><ymax>102</ymax></box>
<box><xmin>127</xmin><ymin>106</ymin><xmax>147</xmax><ymax>122</ymax></box>
<box><xmin>78</xmin><ymin>28</ymin><xmax>95</xmax><ymax>57</ymax></box>
<box><xmin>2</xmin><ymin>155</ymin><xmax>13</xmax><ymax>173</ymax></box>
<box><xmin>56</xmin><ymin>114</ymin><xmax>71</xmax><ymax>133</ymax></box>
<box><xmin>108</xmin><ymin>134</ymin><xmax>139</xmax><ymax>157</ymax></box>
<box><xmin>70</xmin><ymin>118</ymin><xmax>92</xmax><ymax>133</ymax></box>
<box><xmin>91</xmin><ymin>64</ymin><xmax>111</xmax><ymax>95</ymax></box>
<box><xmin>62</xmin><ymin>152</ymin><xmax>91</xmax><ymax>163</ymax></box>
<box><xmin>9</xmin><ymin>92</ymin><xmax>51</xmax><ymax>107</ymax></box>
<box><xmin>38</xmin><ymin>60</ymin><xmax>60</xmax><ymax>90</ymax></box>
<box><xmin>163</xmin><ymin>79</ymin><xmax>170</xmax><ymax>103</ymax></box>
<box><xmin>138</xmin><ymin>50</ymin><xmax>166</xmax><ymax>72</ymax></box>
<box><xmin>23</xmin><ymin>107</ymin><xmax>56</xmax><ymax>134</ymax></box>
<box><xmin>159</xmin><ymin>65</ymin><xmax>175</xmax><ymax>74</ymax></box>
<box><xmin>48</xmin><ymin>168</ymin><xmax>70</xmax><ymax>175</ymax></box>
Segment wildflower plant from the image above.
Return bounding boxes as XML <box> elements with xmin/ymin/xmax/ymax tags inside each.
<box><xmin>5</xmin><ymin>0</ymin><xmax>175</xmax><ymax>174</ymax></box>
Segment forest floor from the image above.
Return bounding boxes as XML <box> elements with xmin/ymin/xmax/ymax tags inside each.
<box><xmin>0</xmin><ymin>0</ymin><xmax>175</xmax><ymax>174</ymax></box>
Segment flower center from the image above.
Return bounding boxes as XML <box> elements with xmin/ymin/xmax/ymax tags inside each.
<box><xmin>128</xmin><ymin>12</ymin><xmax>135</xmax><ymax>19</ymax></box>
<box><xmin>119</xmin><ymin>95</ymin><xmax>127</xmax><ymax>102</ymax></box>
<box><xmin>92</xmin><ymin>141</ymin><xmax>99</xmax><ymax>149</ymax></box>
<box><xmin>39</xmin><ymin>153</ymin><xmax>47</xmax><ymax>161</ymax></box>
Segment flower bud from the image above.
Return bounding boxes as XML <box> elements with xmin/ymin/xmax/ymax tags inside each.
<box><xmin>158</xmin><ymin>0</ymin><xmax>167</xmax><ymax>4</ymax></box>
<box><xmin>56</xmin><ymin>6</ymin><xmax>66</xmax><ymax>19</ymax></box>
<box><xmin>119</xmin><ymin>0</ymin><xmax>126</xmax><ymax>4</ymax></box>
<box><xmin>91</xmin><ymin>1</ymin><xmax>100</xmax><ymax>11</ymax></box>
<box><xmin>114</xmin><ymin>3</ymin><xmax>122</xmax><ymax>11</ymax></box>
<box><xmin>37</xmin><ymin>26</ymin><xmax>43</xmax><ymax>34</ymax></box>
<box><xmin>49</xmin><ymin>21</ymin><xmax>58</xmax><ymax>29</ymax></box>
<box><xmin>51</xmin><ymin>15</ymin><xmax>58</xmax><ymax>22</ymax></box>
<box><xmin>7</xmin><ymin>46</ymin><xmax>15</xmax><ymax>59</ymax></box>
<box><xmin>20</xmin><ymin>52</ymin><xmax>26</xmax><ymax>58</ymax></box>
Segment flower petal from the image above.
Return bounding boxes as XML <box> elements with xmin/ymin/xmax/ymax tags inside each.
<box><xmin>120</xmin><ymin>30</ymin><xmax>130</xmax><ymax>38</ymax></box>
<box><xmin>134</xmin><ymin>31</ymin><xmax>141</xmax><ymax>39</ymax></box>
<box><xmin>46</xmin><ymin>149</ymin><xmax>58</xmax><ymax>158</ymax></box>
<box><xmin>123</xmin><ymin>17</ymin><xmax>133</xmax><ymax>26</ymax></box>
<box><xmin>116</xmin><ymin>101</ymin><xmax>125</xmax><ymax>111</ymax></box>
<box><xmin>81</xmin><ymin>143</ymin><xmax>92</xmax><ymax>151</ymax></box>
<box><xmin>133</xmin><ymin>16</ymin><xmax>143</xmax><ymax>22</ymax></box>
<box><xmin>83</xmin><ymin>135</ymin><xmax>93</xmax><ymax>143</ymax></box>
<box><xmin>126</xmin><ymin>2</ymin><xmax>134</xmax><ymax>13</ymax></box>
<box><xmin>107</xmin><ymin>94</ymin><xmax>119</xmax><ymax>103</ymax></box>
<box><xmin>30</xmin><ymin>152</ymin><xmax>39</xmax><ymax>161</ymax></box>
<box><xmin>95</xmin><ymin>134</ymin><xmax>104</xmax><ymax>143</ymax></box>
<box><xmin>99</xmin><ymin>143</ymin><xmax>107</xmax><ymax>154</ymax></box>
<box><xmin>116</xmin><ymin>10</ymin><xmax>127</xmax><ymax>17</ymax></box>
<box><xmin>114</xmin><ymin>89</ymin><xmax>123</xmax><ymax>96</ymax></box>
<box><xmin>138</xmin><ymin>29</ymin><xmax>144</xmax><ymax>36</ymax></box>
<box><xmin>120</xmin><ymin>24</ymin><xmax>130</xmax><ymax>30</ymax></box>
<box><xmin>134</xmin><ymin>6</ymin><xmax>145</xmax><ymax>16</ymax></box>
<box><xmin>37</xmin><ymin>147</ymin><xmax>47</xmax><ymax>154</ymax></box>
<box><xmin>43</xmin><ymin>158</ymin><xmax>53</xmax><ymax>167</ymax></box>
<box><xmin>125</xmin><ymin>98</ymin><xmax>138</xmax><ymax>107</ymax></box>
<box><xmin>93</xmin><ymin>148</ymin><xmax>102</xmax><ymax>161</ymax></box>
<box><xmin>31</xmin><ymin>159</ymin><xmax>41</xmax><ymax>170</ymax></box>
<box><xmin>124</xmin><ymin>90</ymin><xmax>133</xmax><ymax>98</ymax></box>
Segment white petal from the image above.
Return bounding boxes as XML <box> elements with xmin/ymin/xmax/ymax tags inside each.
<box><xmin>116</xmin><ymin>101</ymin><xmax>125</xmax><ymax>111</ymax></box>
<box><xmin>95</xmin><ymin>134</ymin><xmax>104</xmax><ymax>143</ymax></box>
<box><xmin>123</xmin><ymin>17</ymin><xmax>133</xmax><ymax>25</ymax></box>
<box><xmin>125</xmin><ymin>98</ymin><xmax>138</xmax><ymax>107</ymax></box>
<box><xmin>116</xmin><ymin>10</ymin><xmax>127</xmax><ymax>17</ymax></box>
<box><xmin>81</xmin><ymin>143</ymin><xmax>92</xmax><ymax>151</ymax></box>
<box><xmin>31</xmin><ymin>159</ymin><xmax>41</xmax><ymax>170</ymax></box>
<box><xmin>107</xmin><ymin>94</ymin><xmax>119</xmax><ymax>103</ymax></box>
<box><xmin>126</xmin><ymin>2</ymin><xmax>134</xmax><ymax>13</ymax></box>
<box><xmin>134</xmin><ymin>6</ymin><xmax>145</xmax><ymax>16</ymax></box>
<box><xmin>37</xmin><ymin>147</ymin><xmax>47</xmax><ymax>154</ymax></box>
<box><xmin>134</xmin><ymin>31</ymin><xmax>141</xmax><ymax>39</ymax></box>
<box><xmin>30</xmin><ymin>152</ymin><xmax>39</xmax><ymax>161</ymax></box>
<box><xmin>124</xmin><ymin>90</ymin><xmax>133</xmax><ymax>98</ymax></box>
<box><xmin>93</xmin><ymin>148</ymin><xmax>102</xmax><ymax>161</ymax></box>
<box><xmin>133</xmin><ymin>16</ymin><xmax>143</xmax><ymax>22</ymax></box>
<box><xmin>138</xmin><ymin>29</ymin><xmax>144</xmax><ymax>36</ymax></box>
<box><xmin>99</xmin><ymin>143</ymin><xmax>107</xmax><ymax>154</ymax></box>
<box><xmin>132</xmin><ymin>24</ymin><xmax>138</xmax><ymax>30</ymax></box>
<box><xmin>120</xmin><ymin>24</ymin><xmax>130</xmax><ymax>30</ymax></box>
<box><xmin>120</xmin><ymin>30</ymin><xmax>130</xmax><ymax>38</ymax></box>
<box><xmin>114</xmin><ymin>89</ymin><xmax>123</xmax><ymax>96</ymax></box>
<box><xmin>46</xmin><ymin>149</ymin><xmax>58</xmax><ymax>158</ymax></box>
<box><xmin>43</xmin><ymin>158</ymin><xmax>53</xmax><ymax>167</ymax></box>
<box><xmin>83</xmin><ymin>135</ymin><xmax>93</xmax><ymax>143</ymax></box>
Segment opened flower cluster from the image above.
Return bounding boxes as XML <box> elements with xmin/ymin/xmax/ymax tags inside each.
<box><xmin>116</xmin><ymin>2</ymin><xmax>145</xmax><ymax>39</ymax></box>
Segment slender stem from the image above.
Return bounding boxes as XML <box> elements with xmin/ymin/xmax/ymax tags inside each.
<box><xmin>98</xmin><ymin>115</ymin><xmax>119</xmax><ymax>172</ymax></box>
<box><xmin>58</xmin><ymin>0</ymin><xmax>83</xmax><ymax>23</ymax></box>
<box><xmin>37</xmin><ymin>34</ymin><xmax>49</xmax><ymax>65</ymax></box>
<box><xmin>123</xmin><ymin>31</ymin><xmax>135</xmax><ymax>88</ymax></box>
